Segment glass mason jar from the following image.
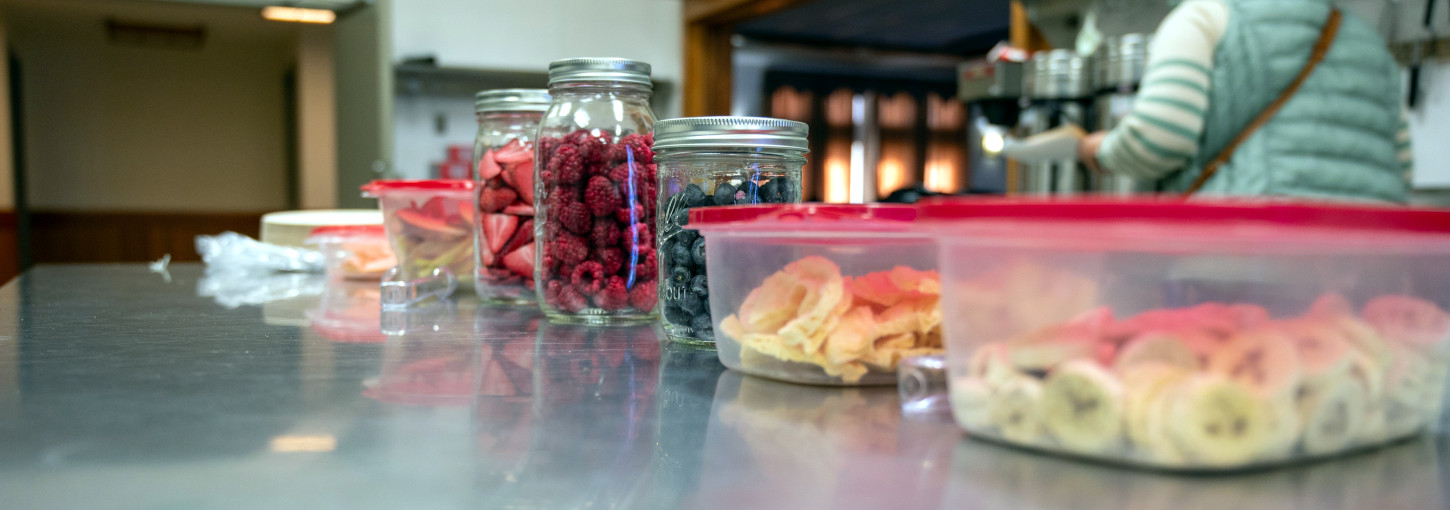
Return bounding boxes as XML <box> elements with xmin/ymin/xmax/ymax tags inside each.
<box><xmin>473</xmin><ymin>89</ymin><xmax>551</xmax><ymax>305</ymax></box>
<box><xmin>652</xmin><ymin>117</ymin><xmax>807</xmax><ymax>344</ymax></box>
<box><xmin>534</xmin><ymin>58</ymin><xmax>658</xmax><ymax>324</ymax></box>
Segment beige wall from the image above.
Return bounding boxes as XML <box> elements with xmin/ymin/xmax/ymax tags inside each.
<box><xmin>8</xmin><ymin>0</ymin><xmax>296</xmax><ymax>212</ymax></box>
<box><xmin>0</xmin><ymin>6</ymin><xmax>13</xmax><ymax>211</ymax></box>
<box><xmin>298</xmin><ymin>26</ymin><xmax>337</xmax><ymax>210</ymax></box>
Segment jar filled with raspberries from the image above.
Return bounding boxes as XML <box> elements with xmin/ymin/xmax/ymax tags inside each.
<box><xmin>652</xmin><ymin>117</ymin><xmax>807</xmax><ymax>344</ymax></box>
<box><xmin>535</xmin><ymin>58</ymin><xmax>658</xmax><ymax>323</ymax></box>
<box><xmin>473</xmin><ymin>88</ymin><xmax>551</xmax><ymax>305</ymax></box>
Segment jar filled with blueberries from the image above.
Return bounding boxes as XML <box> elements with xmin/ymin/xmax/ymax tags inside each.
<box><xmin>652</xmin><ymin>117</ymin><xmax>807</xmax><ymax>344</ymax></box>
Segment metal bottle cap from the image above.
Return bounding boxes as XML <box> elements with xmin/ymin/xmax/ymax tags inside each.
<box><xmin>547</xmin><ymin>58</ymin><xmax>653</xmax><ymax>87</ymax></box>
<box><xmin>474</xmin><ymin>89</ymin><xmax>552</xmax><ymax>113</ymax></box>
<box><xmin>651</xmin><ymin>116</ymin><xmax>810</xmax><ymax>152</ymax></box>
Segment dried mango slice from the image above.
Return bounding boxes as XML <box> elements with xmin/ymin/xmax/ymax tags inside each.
<box><xmin>778</xmin><ymin>256</ymin><xmax>849</xmax><ymax>352</ymax></box>
<box><xmin>736</xmin><ymin>271</ymin><xmax>809</xmax><ymax>335</ymax></box>
<box><xmin>849</xmin><ymin>266</ymin><xmax>940</xmax><ymax>307</ymax></box>
<box><xmin>740</xmin><ymin>332</ymin><xmax>869</xmax><ymax>383</ymax></box>
<box><xmin>825</xmin><ymin>306</ymin><xmax>877</xmax><ymax>366</ymax></box>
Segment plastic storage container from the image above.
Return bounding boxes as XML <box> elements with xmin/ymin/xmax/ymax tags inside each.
<box><xmin>473</xmin><ymin>89</ymin><xmax>551</xmax><ymax>305</ymax></box>
<box><xmin>690</xmin><ymin>204</ymin><xmax>938</xmax><ymax>385</ymax></box>
<box><xmin>534</xmin><ymin>58</ymin><xmax>658</xmax><ymax>324</ymax></box>
<box><xmin>654</xmin><ymin>116</ymin><xmax>808</xmax><ymax>345</ymax></box>
<box><xmin>362</xmin><ymin>179</ymin><xmax>475</xmax><ymax>297</ymax></box>
<box><xmin>306</xmin><ymin>224</ymin><xmax>395</xmax><ymax>280</ymax></box>
<box><xmin>920</xmin><ymin>198</ymin><xmax>1450</xmax><ymax>471</ymax></box>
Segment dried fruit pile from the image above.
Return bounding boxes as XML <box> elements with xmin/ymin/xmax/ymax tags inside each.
<box><xmin>387</xmin><ymin>194</ymin><xmax>474</xmax><ymax>280</ymax></box>
<box><xmin>950</xmin><ymin>261</ymin><xmax>1450</xmax><ymax>468</ymax></box>
<box><xmin>536</xmin><ymin>129</ymin><xmax>658</xmax><ymax>315</ymax></box>
<box><xmin>719</xmin><ymin>256</ymin><xmax>944</xmax><ymax>384</ymax></box>
<box><xmin>476</xmin><ymin>139</ymin><xmax>539</xmax><ymax>299</ymax></box>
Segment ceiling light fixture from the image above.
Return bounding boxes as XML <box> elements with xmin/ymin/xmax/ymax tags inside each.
<box><xmin>261</xmin><ymin>6</ymin><xmax>337</xmax><ymax>24</ymax></box>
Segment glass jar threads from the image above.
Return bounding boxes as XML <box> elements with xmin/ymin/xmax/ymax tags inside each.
<box><xmin>534</xmin><ymin>58</ymin><xmax>658</xmax><ymax>324</ymax></box>
<box><xmin>473</xmin><ymin>88</ymin><xmax>551</xmax><ymax>305</ymax></box>
<box><xmin>652</xmin><ymin>116</ymin><xmax>808</xmax><ymax>344</ymax></box>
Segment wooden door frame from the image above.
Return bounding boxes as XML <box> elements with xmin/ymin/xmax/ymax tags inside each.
<box><xmin>681</xmin><ymin>0</ymin><xmax>814</xmax><ymax>117</ymax></box>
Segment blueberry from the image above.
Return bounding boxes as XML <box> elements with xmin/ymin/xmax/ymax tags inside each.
<box><xmin>670</xmin><ymin>241</ymin><xmax>692</xmax><ymax>268</ymax></box>
<box><xmin>712</xmin><ymin>183</ymin><xmax>735</xmax><ymax>206</ymax></box>
<box><xmin>660</xmin><ymin>238</ymin><xmax>676</xmax><ymax>262</ymax></box>
<box><xmin>672</xmin><ymin>207</ymin><xmax>689</xmax><ymax>227</ymax></box>
<box><xmin>690</xmin><ymin>313</ymin><xmax>713</xmax><ymax>332</ymax></box>
<box><xmin>684</xmin><ymin>184</ymin><xmax>709</xmax><ymax>207</ymax></box>
<box><xmin>677</xmin><ymin>229</ymin><xmax>698</xmax><ymax>248</ymax></box>
<box><xmin>691</xmin><ymin>237</ymin><xmax>707</xmax><ymax>267</ymax></box>
<box><xmin>680</xmin><ymin>292</ymin><xmax>703</xmax><ymax>314</ymax></box>
<box><xmin>775</xmin><ymin>177</ymin><xmax>796</xmax><ymax>202</ymax></box>
<box><xmin>665</xmin><ymin>305</ymin><xmax>693</xmax><ymax>325</ymax></box>
<box><xmin>740</xmin><ymin>180</ymin><xmax>761</xmax><ymax>204</ymax></box>
<box><xmin>670</xmin><ymin>265</ymin><xmax>692</xmax><ymax>287</ymax></box>
<box><xmin>690</xmin><ymin>274</ymin><xmax>709</xmax><ymax>296</ymax></box>
<box><xmin>758</xmin><ymin>179</ymin><xmax>780</xmax><ymax>203</ymax></box>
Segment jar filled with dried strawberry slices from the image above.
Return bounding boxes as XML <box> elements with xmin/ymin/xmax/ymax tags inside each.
<box><xmin>535</xmin><ymin>58</ymin><xmax>657</xmax><ymax>324</ymax></box>
<box><xmin>473</xmin><ymin>88</ymin><xmax>551</xmax><ymax>305</ymax></box>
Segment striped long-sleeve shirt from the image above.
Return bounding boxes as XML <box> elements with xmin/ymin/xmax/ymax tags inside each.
<box><xmin>1096</xmin><ymin>0</ymin><xmax>1414</xmax><ymax>180</ymax></box>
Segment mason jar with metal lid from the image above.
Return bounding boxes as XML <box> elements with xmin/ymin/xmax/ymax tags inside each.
<box><xmin>473</xmin><ymin>88</ymin><xmax>551</xmax><ymax>305</ymax></box>
<box><xmin>653</xmin><ymin>116</ymin><xmax>808</xmax><ymax>344</ymax></box>
<box><xmin>535</xmin><ymin>58</ymin><xmax>658</xmax><ymax>324</ymax></box>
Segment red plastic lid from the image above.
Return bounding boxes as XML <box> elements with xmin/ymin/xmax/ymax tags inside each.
<box><xmin>308</xmin><ymin>224</ymin><xmax>386</xmax><ymax>238</ymax></box>
<box><xmin>361</xmin><ymin>179</ymin><xmax>473</xmax><ymax>196</ymax></box>
<box><xmin>917</xmin><ymin>197</ymin><xmax>1450</xmax><ymax>234</ymax></box>
<box><xmin>689</xmin><ymin>203</ymin><xmax>917</xmax><ymax>231</ymax></box>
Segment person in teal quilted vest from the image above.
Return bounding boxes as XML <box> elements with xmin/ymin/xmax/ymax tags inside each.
<box><xmin>1077</xmin><ymin>0</ymin><xmax>1412</xmax><ymax>203</ymax></box>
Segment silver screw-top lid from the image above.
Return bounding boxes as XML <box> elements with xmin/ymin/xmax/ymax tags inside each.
<box><xmin>474</xmin><ymin>89</ymin><xmax>552</xmax><ymax>113</ymax></box>
<box><xmin>1029</xmin><ymin>49</ymin><xmax>1093</xmax><ymax>99</ymax></box>
<box><xmin>652</xmin><ymin>116</ymin><xmax>809</xmax><ymax>152</ymax></box>
<box><xmin>547</xmin><ymin>58</ymin><xmax>652</xmax><ymax>87</ymax></box>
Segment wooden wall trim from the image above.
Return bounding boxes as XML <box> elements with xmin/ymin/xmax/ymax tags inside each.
<box><xmin>0</xmin><ymin>211</ymin><xmax>16</xmax><ymax>285</ymax></box>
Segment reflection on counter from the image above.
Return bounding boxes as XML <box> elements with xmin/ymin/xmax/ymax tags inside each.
<box><xmin>364</xmin><ymin>300</ymin><xmax>477</xmax><ymax>406</ymax></box>
<box><xmin>305</xmin><ymin>279</ymin><xmax>386</xmax><ymax>343</ymax></box>
<box><xmin>694</xmin><ymin>372</ymin><xmax>958</xmax><ymax>510</ymax></box>
<box><xmin>944</xmin><ymin>434</ymin><xmax>1447</xmax><ymax>510</ymax></box>
<box><xmin>197</xmin><ymin>270</ymin><xmax>325</xmax><ymax>312</ymax></box>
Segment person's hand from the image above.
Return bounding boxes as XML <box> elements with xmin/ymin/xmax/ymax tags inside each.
<box><xmin>1078</xmin><ymin>131</ymin><xmax>1108</xmax><ymax>174</ymax></box>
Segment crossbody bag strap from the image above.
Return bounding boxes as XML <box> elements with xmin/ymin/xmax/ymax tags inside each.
<box><xmin>1184</xmin><ymin>7</ymin><xmax>1343</xmax><ymax>195</ymax></box>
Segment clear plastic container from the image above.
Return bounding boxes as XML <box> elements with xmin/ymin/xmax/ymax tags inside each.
<box><xmin>306</xmin><ymin>224</ymin><xmax>395</xmax><ymax>280</ymax></box>
<box><xmin>689</xmin><ymin>204</ymin><xmax>938</xmax><ymax>385</ymax></box>
<box><xmin>919</xmin><ymin>198</ymin><xmax>1450</xmax><ymax>471</ymax></box>
<box><xmin>534</xmin><ymin>58</ymin><xmax>657</xmax><ymax>324</ymax></box>
<box><xmin>653</xmin><ymin>116</ymin><xmax>808</xmax><ymax>345</ymax></box>
<box><xmin>361</xmin><ymin>179</ymin><xmax>475</xmax><ymax>299</ymax></box>
<box><xmin>473</xmin><ymin>89</ymin><xmax>550</xmax><ymax>305</ymax></box>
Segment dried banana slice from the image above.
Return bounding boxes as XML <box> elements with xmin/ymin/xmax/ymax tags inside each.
<box><xmin>968</xmin><ymin>342</ymin><xmax>1019</xmax><ymax>390</ymax></box>
<box><xmin>1121</xmin><ymin>363</ymin><xmax>1193</xmax><ymax>464</ymax></box>
<box><xmin>1041</xmin><ymin>360</ymin><xmax>1126</xmax><ymax>454</ymax></box>
<box><xmin>1297</xmin><ymin>377</ymin><xmax>1370</xmax><ymax>456</ymax></box>
<box><xmin>1008</xmin><ymin>307</ymin><xmax>1112</xmax><ymax>372</ymax></box>
<box><xmin>950</xmin><ymin>377</ymin><xmax>995</xmax><ymax>430</ymax></box>
<box><xmin>1167</xmin><ymin>375</ymin><xmax>1279</xmax><ymax>467</ymax></box>
<box><xmin>1207</xmin><ymin>329</ymin><xmax>1303</xmax><ymax>398</ymax></box>
<box><xmin>1113</xmin><ymin>330</ymin><xmax>1209</xmax><ymax>373</ymax></box>
<box><xmin>1280</xmin><ymin>320</ymin><xmax>1354</xmax><ymax>393</ymax></box>
<box><xmin>990</xmin><ymin>375</ymin><xmax>1047</xmax><ymax>444</ymax></box>
<box><xmin>1362</xmin><ymin>295</ymin><xmax>1450</xmax><ymax>353</ymax></box>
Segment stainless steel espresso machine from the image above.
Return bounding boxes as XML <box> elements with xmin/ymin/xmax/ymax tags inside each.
<box><xmin>1018</xmin><ymin>49</ymin><xmax>1094</xmax><ymax>194</ymax></box>
<box><xmin>1094</xmin><ymin>33</ymin><xmax>1155</xmax><ymax>194</ymax></box>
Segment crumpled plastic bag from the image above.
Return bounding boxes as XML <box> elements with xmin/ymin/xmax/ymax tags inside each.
<box><xmin>195</xmin><ymin>231</ymin><xmax>325</xmax><ymax>273</ymax></box>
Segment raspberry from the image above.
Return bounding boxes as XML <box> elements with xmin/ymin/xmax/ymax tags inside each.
<box><xmin>633</xmin><ymin>248</ymin><xmax>657</xmax><ymax>280</ymax></box>
<box><xmin>563</xmin><ymin>129</ymin><xmax>591</xmax><ymax>146</ymax></box>
<box><xmin>556</xmin><ymin>284</ymin><xmax>588</xmax><ymax>313</ymax></box>
<box><xmin>608</xmin><ymin>133</ymin><xmax>653</xmax><ymax>165</ymax></box>
<box><xmin>622</xmin><ymin>222</ymin><xmax>653</xmax><ymax>251</ymax></box>
<box><xmin>571</xmin><ymin>260</ymin><xmax>606</xmax><ymax>295</ymax></box>
<box><xmin>614</xmin><ymin>204</ymin><xmax>645</xmax><ymax>225</ymax></box>
<box><xmin>594</xmin><ymin>247</ymin><xmax>624</xmax><ymax>275</ymax></box>
<box><xmin>558</xmin><ymin>201</ymin><xmax>592</xmax><ymax>234</ymax></box>
<box><xmin>552</xmin><ymin>232</ymin><xmax>589</xmax><ymax>266</ymax></box>
<box><xmin>544</xmin><ymin>279</ymin><xmax>565</xmax><ymax>305</ymax></box>
<box><xmin>590</xmin><ymin>218</ymin><xmax>620</xmax><ymax>248</ymax></box>
<box><xmin>565</xmin><ymin>129</ymin><xmax>609</xmax><ymax>166</ymax></box>
<box><xmin>584</xmin><ymin>175</ymin><xmax>622</xmax><ymax>217</ymax></box>
<box><xmin>542</xmin><ymin>253</ymin><xmax>559</xmax><ymax>280</ymax></box>
<box><xmin>538</xmin><ymin>137</ymin><xmax>561</xmax><ymax>161</ymax></box>
<box><xmin>547</xmin><ymin>144</ymin><xmax>584</xmax><ymax>185</ymax></box>
<box><xmin>607</xmin><ymin>163</ymin><xmax>634</xmax><ymax>185</ymax></box>
<box><xmin>595</xmin><ymin>276</ymin><xmax>629</xmax><ymax>311</ymax></box>
<box><xmin>628</xmin><ymin>282</ymin><xmax>657</xmax><ymax>312</ymax></box>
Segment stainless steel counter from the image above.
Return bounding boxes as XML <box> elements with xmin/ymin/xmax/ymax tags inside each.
<box><xmin>1</xmin><ymin>264</ymin><xmax>1446</xmax><ymax>509</ymax></box>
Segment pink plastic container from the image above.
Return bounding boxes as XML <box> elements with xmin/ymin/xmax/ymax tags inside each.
<box><xmin>306</xmin><ymin>224</ymin><xmax>395</xmax><ymax>280</ymax></box>
<box><xmin>690</xmin><ymin>204</ymin><xmax>938</xmax><ymax>386</ymax></box>
<box><xmin>920</xmin><ymin>198</ymin><xmax>1450</xmax><ymax>471</ymax></box>
<box><xmin>361</xmin><ymin>179</ymin><xmax>475</xmax><ymax>290</ymax></box>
